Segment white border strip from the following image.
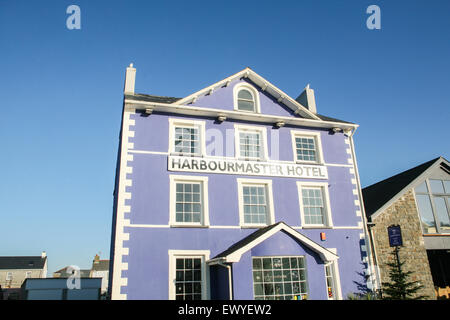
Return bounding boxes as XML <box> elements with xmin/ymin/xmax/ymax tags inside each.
<box><xmin>111</xmin><ymin>106</ymin><xmax>135</xmax><ymax>300</ymax></box>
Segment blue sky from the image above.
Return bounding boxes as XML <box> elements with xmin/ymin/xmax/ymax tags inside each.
<box><xmin>0</xmin><ymin>0</ymin><xmax>449</xmax><ymax>274</ymax></box>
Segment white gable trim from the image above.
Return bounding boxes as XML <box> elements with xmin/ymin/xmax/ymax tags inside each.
<box><xmin>370</xmin><ymin>157</ymin><xmax>448</xmax><ymax>221</ymax></box>
<box><xmin>223</xmin><ymin>222</ymin><xmax>339</xmax><ymax>263</ymax></box>
<box><xmin>124</xmin><ymin>100</ymin><xmax>358</xmax><ymax>132</ymax></box>
<box><xmin>173</xmin><ymin>68</ymin><xmax>321</xmax><ymax>121</ymax></box>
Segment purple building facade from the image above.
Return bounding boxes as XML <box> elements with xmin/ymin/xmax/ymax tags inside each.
<box><xmin>109</xmin><ymin>65</ymin><xmax>376</xmax><ymax>300</ymax></box>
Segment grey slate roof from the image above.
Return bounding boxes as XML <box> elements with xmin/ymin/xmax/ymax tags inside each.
<box><xmin>124</xmin><ymin>93</ymin><xmax>181</xmax><ymax>104</ymax></box>
<box><xmin>315</xmin><ymin>113</ymin><xmax>354</xmax><ymax>125</ymax></box>
<box><xmin>125</xmin><ymin>93</ymin><xmax>353</xmax><ymax>125</ymax></box>
<box><xmin>53</xmin><ymin>266</ymin><xmax>91</xmax><ymax>277</ymax></box>
<box><xmin>214</xmin><ymin>222</ymin><xmax>283</xmax><ymax>259</ymax></box>
<box><xmin>0</xmin><ymin>256</ymin><xmax>47</xmax><ymax>270</ymax></box>
<box><xmin>362</xmin><ymin>157</ymin><xmax>447</xmax><ymax>218</ymax></box>
<box><xmin>213</xmin><ymin>221</ymin><xmax>338</xmax><ymax>262</ymax></box>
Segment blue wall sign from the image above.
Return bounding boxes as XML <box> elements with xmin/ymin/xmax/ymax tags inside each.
<box><xmin>387</xmin><ymin>225</ymin><xmax>403</xmax><ymax>247</ymax></box>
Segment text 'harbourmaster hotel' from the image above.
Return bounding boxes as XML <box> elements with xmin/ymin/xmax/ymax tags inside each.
<box><xmin>109</xmin><ymin>65</ymin><xmax>377</xmax><ymax>300</ymax></box>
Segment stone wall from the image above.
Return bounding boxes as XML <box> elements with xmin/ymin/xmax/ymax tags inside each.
<box><xmin>371</xmin><ymin>189</ymin><xmax>436</xmax><ymax>299</ymax></box>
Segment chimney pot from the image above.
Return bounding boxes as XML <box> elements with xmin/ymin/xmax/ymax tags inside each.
<box><xmin>124</xmin><ymin>63</ymin><xmax>136</xmax><ymax>95</ymax></box>
<box><xmin>295</xmin><ymin>84</ymin><xmax>317</xmax><ymax>114</ymax></box>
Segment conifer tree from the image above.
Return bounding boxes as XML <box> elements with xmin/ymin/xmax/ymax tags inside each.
<box><xmin>381</xmin><ymin>247</ymin><xmax>427</xmax><ymax>300</ymax></box>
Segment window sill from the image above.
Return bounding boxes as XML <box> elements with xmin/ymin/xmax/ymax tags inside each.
<box><xmin>238</xmin><ymin>158</ymin><xmax>266</xmax><ymax>162</ymax></box>
<box><xmin>301</xmin><ymin>226</ymin><xmax>333</xmax><ymax>229</ymax></box>
<box><xmin>170</xmin><ymin>153</ymin><xmax>204</xmax><ymax>158</ymax></box>
<box><xmin>240</xmin><ymin>224</ymin><xmax>269</xmax><ymax>229</ymax></box>
<box><xmin>295</xmin><ymin>160</ymin><xmax>324</xmax><ymax>166</ymax></box>
<box><xmin>170</xmin><ymin>224</ymin><xmax>210</xmax><ymax>228</ymax></box>
<box><xmin>234</xmin><ymin>107</ymin><xmax>260</xmax><ymax>114</ymax></box>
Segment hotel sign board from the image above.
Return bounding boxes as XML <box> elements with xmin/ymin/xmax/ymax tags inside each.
<box><xmin>168</xmin><ymin>156</ymin><xmax>328</xmax><ymax>179</ymax></box>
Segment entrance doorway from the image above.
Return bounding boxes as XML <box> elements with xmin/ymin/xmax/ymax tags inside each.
<box><xmin>427</xmin><ymin>250</ymin><xmax>450</xmax><ymax>299</ymax></box>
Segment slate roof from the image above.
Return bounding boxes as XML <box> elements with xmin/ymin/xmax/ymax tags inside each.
<box><xmin>214</xmin><ymin>222</ymin><xmax>283</xmax><ymax>259</ymax></box>
<box><xmin>362</xmin><ymin>157</ymin><xmax>445</xmax><ymax>219</ymax></box>
<box><xmin>315</xmin><ymin>113</ymin><xmax>354</xmax><ymax>125</ymax></box>
<box><xmin>125</xmin><ymin>93</ymin><xmax>353</xmax><ymax>125</ymax></box>
<box><xmin>53</xmin><ymin>266</ymin><xmax>91</xmax><ymax>277</ymax></box>
<box><xmin>0</xmin><ymin>256</ymin><xmax>47</xmax><ymax>270</ymax></box>
<box><xmin>213</xmin><ymin>221</ymin><xmax>338</xmax><ymax>263</ymax></box>
<box><xmin>124</xmin><ymin>93</ymin><xmax>181</xmax><ymax>104</ymax></box>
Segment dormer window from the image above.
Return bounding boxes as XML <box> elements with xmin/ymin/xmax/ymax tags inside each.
<box><xmin>234</xmin><ymin>84</ymin><xmax>260</xmax><ymax>113</ymax></box>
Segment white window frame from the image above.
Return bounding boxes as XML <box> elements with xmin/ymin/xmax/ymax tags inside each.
<box><xmin>168</xmin><ymin>250</ymin><xmax>210</xmax><ymax>300</ymax></box>
<box><xmin>252</xmin><ymin>255</ymin><xmax>308</xmax><ymax>300</ymax></box>
<box><xmin>237</xmin><ymin>178</ymin><xmax>275</xmax><ymax>228</ymax></box>
<box><xmin>6</xmin><ymin>272</ymin><xmax>13</xmax><ymax>281</ymax></box>
<box><xmin>168</xmin><ymin>118</ymin><xmax>206</xmax><ymax>157</ymax></box>
<box><xmin>25</xmin><ymin>271</ymin><xmax>32</xmax><ymax>278</ymax></box>
<box><xmin>323</xmin><ymin>249</ymin><xmax>342</xmax><ymax>300</ymax></box>
<box><xmin>290</xmin><ymin>130</ymin><xmax>324</xmax><ymax>164</ymax></box>
<box><xmin>296</xmin><ymin>181</ymin><xmax>333</xmax><ymax>228</ymax></box>
<box><xmin>234</xmin><ymin>124</ymin><xmax>268</xmax><ymax>161</ymax></box>
<box><xmin>169</xmin><ymin>175</ymin><xmax>210</xmax><ymax>227</ymax></box>
<box><xmin>233</xmin><ymin>83</ymin><xmax>260</xmax><ymax>113</ymax></box>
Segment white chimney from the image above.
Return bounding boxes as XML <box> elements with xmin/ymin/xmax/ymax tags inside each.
<box><xmin>41</xmin><ymin>251</ymin><xmax>46</xmax><ymax>258</ymax></box>
<box><xmin>124</xmin><ymin>63</ymin><xmax>136</xmax><ymax>95</ymax></box>
<box><xmin>295</xmin><ymin>84</ymin><xmax>317</xmax><ymax>114</ymax></box>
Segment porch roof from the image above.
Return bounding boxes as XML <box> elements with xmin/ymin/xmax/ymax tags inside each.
<box><xmin>211</xmin><ymin>222</ymin><xmax>339</xmax><ymax>263</ymax></box>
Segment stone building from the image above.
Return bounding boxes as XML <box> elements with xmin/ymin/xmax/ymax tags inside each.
<box><xmin>363</xmin><ymin>157</ymin><xmax>450</xmax><ymax>299</ymax></box>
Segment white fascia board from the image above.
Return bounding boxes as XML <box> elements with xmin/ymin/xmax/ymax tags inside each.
<box><xmin>124</xmin><ymin>99</ymin><xmax>358</xmax><ymax>132</ymax></box>
<box><xmin>206</xmin><ymin>257</ymin><xmax>227</xmax><ymax>265</ymax></box>
<box><xmin>172</xmin><ymin>68</ymin><xmax>321</xmax><ymax>121</ymax></box>
<box><xmin>245</xmin><ymin>70</ymin><xmax>320</xmax><ymax>120</ymax></box>
<box><xmin>225</xmin><ymin>223</ymin><xmax>339</xmax><ymax>263</ymax></box>
<box><xmin>174</xmin><ymin>68</ymin><xmax>251</xmax><ymax>106</ymax></box>
<box><xmin>370</xmin><ymin>157</ymin><xmax>446</xmax><ymax>221</ymax></box>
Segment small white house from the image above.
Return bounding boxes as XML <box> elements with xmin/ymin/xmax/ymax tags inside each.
<box><xmin>91</xmin><ymin>255</ymin><xmax>109</xmax><ymax>294</ymax></box>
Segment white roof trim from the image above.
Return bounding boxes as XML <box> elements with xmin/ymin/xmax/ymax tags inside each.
<box><xmin>370</xmin><ymin>157</ymin><xmax>449</xmax><ymax>220</ymax></box>
<box><xmin>173</xmin><ymin>68</ymin><xmax>322</xmax><ymax>121</ymax></box>
<box><xmin>124</xmin><ymin>99</ymin><xmax>358</xmax><ymax>131</ymax></box>
<box><xmin>222</xmin><ymin>222</ymin><xmax>339</xmax><ymax>263</ymax></box>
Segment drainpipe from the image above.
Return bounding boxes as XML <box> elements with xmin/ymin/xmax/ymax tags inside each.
<box><xmin>367</xmin><ymin>222</ymin><xmax>383</xmax><ymax>296</ymax></box>
<box><xmin>208</xmin><ymin>258</ymin><xmax>233</xmax><ymax>300</ymax></box>
<box><xmin>347</xmin><ymin>127</ymin><xmax>381</xmax><ymax>292</ymax></box>
<box><xmin>218</xmin><ymin>262</ymin><xmax>233</xmax><ymax>300</ymax></box>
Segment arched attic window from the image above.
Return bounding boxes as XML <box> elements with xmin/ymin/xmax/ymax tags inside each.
<box><xmin>234</xmin><ymin>84</ymin><xmax>259</xmax><ymax>113</ymax></box>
